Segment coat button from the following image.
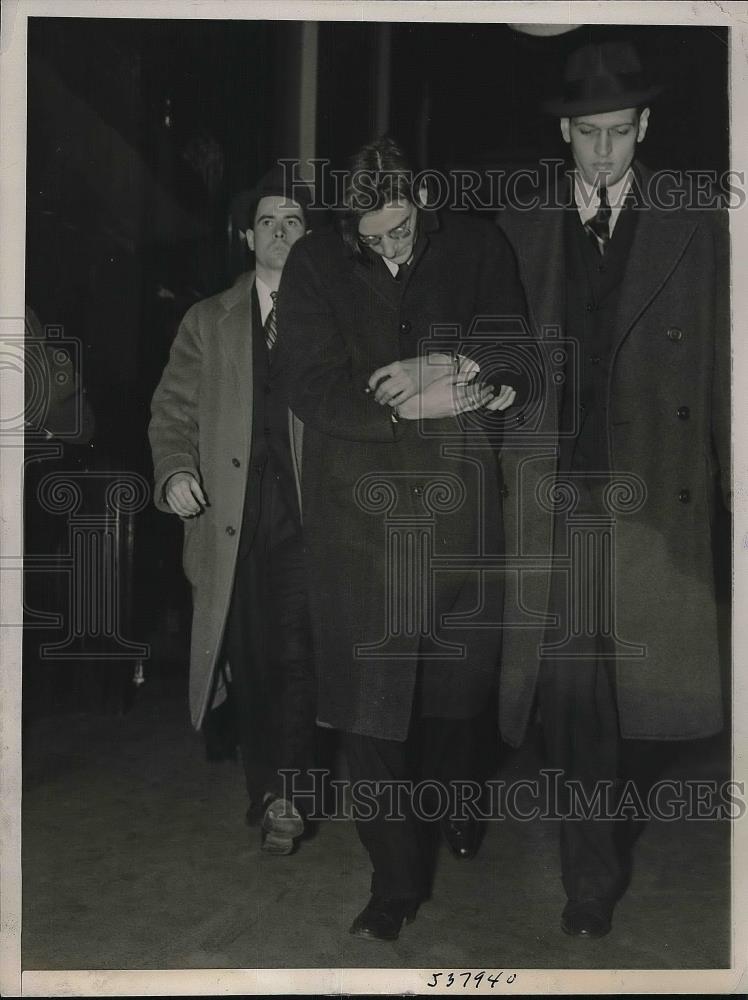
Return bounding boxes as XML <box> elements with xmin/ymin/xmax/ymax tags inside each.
<box><xmin>667</xmin><ymin>326</ymin><xmax>684</xmax><ymax>342</ymax></box>
<box><xmin>678</xmin><ymin>489</ymin><xmax>690</xmax><ymax>504</ymax></box>
<box><xmin>585</xmin><ymin>303</ymin><xmax>595</xmax><ymax>312</ymax></box>
<box><xmin>400</xmin><ymin>320</ymin><xmax>412</xmax><ymax>335</ymax></box>
<box><xmin>500</xmin><ymin>486</ymin><xmax>509</xmax><ymax>498</ymax></box>
<box><xmin>225</xmin><ymin>525</ymin><xmax>236</xmax><ymax>536</ymax></box>
<box><xmin>515</xmin><ymin>412</ymin><xmax>525</xmax><ymax>425</ymax></box>
<box><xmin>590</xmin><ymin>356</ymin><xmax>601</xmax><ymax>365</ymax></box>
<box><xmin>412</xmin><ymin>485</ymin><xmax>422</xmax><ymax>496</ymax></box>
<box><xmin>232</xmin><ymin>457</ymin><xmax>241</xmax><ymax>467</ymax></box>
<box><xmin>677</xmin><ymin>406</ymin><xmax>690</xmax><ymax>420</ymax></box>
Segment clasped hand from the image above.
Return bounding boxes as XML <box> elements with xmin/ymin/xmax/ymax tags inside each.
<box><xmin>368</xmin><ymin>354</ymin><xmax>456</xmax><ymax>406</ymax></box>
<box><xmin>367</xmin><ymin>354</ymin><xmax>517</xmax><ymax>419</ymax></box>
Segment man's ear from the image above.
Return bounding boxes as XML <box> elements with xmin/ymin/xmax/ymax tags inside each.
<box><xmin>560</xmin><ymin>118</ymin><xmax>571</xmax><ymax>145</ymax></box>
<box><xmin>637</xmin><ymin>107</ymin><xmax>651</xmax><ymax>143</ymax></box>
<box><xmin>416</xmin><ymin>182</ymin><xmax>429</xmax><ymax>207</ymax></box>
<box><xmin>243</xmin><ymin>229</ymin><xmax>255</xmax><ymax>253</ymax></box>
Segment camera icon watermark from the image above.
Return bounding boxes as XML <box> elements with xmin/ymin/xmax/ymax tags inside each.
<box><xmin>0</xmin><ymin>314</ymin><xmax>87</xmax><ymax>444</ymax></box>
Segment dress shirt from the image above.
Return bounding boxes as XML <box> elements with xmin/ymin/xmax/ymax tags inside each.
<box><xmin>255</xmin><ymin>275</ymin><xmax>276</xmax><ymax>326</ymax></box>
<box><xmin>574</xmin><ymin>169</ymin><xmax>633</xmax><ymax>238</ymax></box>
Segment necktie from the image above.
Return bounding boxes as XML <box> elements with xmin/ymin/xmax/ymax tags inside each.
<box><xmin>393</xmin><ymin>259</ymin><xmax>409</xmax><ymax>282</ymax></box>
<box><xmin>264</xmin><ymin>290</ymin><xmax>278</xmax><ymax>350</ymax></box>
<box><xmin>584</xmin><ymin>185</ymin><xmax>611</xmax><ymax>255</ymax></box>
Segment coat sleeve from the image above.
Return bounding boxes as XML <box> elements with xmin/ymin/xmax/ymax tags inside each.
<box><xmin>461</xmin><ymin>223</ymin><xmax>531</xmax><ymax>402</ymax></box>
<box><xmin>148</xmin><ymin>304</ymin><xmax>204</xmax><ymax>512</ymax></box>
<box><xmin>275</xmin><ymin>241</ymin><xmax>406</xmax><ymax>444</ymax></box>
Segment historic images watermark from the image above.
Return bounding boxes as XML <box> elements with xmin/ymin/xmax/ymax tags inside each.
<box><xmin>5</xmin><ymin>315</ymin><xmax>150</xmax><ymax>666</ymax></box>
<box><xmin>278</xmin><ymin>769</ymin><xmax>745</xmax><ymax>823</ymax></box>
<box><xmin>277</xmin><ymin>157</ymin><xmax>746</xmax><ymax>212</ymax></box>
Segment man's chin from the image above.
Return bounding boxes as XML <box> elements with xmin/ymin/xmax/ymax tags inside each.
<box><xmin>263</xmin><ymin>251</ymin><xmax>289</xmax><ymax>268</ymax></box>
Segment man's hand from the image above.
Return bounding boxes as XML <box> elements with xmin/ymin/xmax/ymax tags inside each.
<box><xmin>368</xmin><ymin>353</ymin><xmax>455</xmax><ymax>407</ymax></box>
<box><xmin>484</xmin><ymin>384</ymin><xmax>517</xmax><ymax>411</ymax></box>
<box><xmin>396</xmin><ymin>373</ymin><xmax>497</xmax><ymax>420</ymax></box>
<box><xmin>165</xmin><ymin>472</ymin><xmax>208</xmax><ymax>517</ymax></box>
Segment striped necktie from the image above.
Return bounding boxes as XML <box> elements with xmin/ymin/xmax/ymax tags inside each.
<box><xmin>264</xmin><ymin>290</ymin><xmax>278</xmax><ymax>350</ymax></box>
<box><xmin>584</xmin><ymin>184</ymin><xmax>611</xmax><ymax>255</ymax></box>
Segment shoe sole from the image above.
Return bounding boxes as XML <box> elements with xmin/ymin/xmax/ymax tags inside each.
<box><xmin>261</xmin><ymin>830</ymin><xmax>296</xmax><ymax>855</ymax></box>
<box><xmin>348</xmin><ymin>911</ymin><xmax>417</xmax><ymax>942</ymax></box>
<box><xmin>560</xmin><ymin>920</ymin><xmax>610</xmax><ymax>939</ymax></box>
<box><xmin>349</xmin><ymin>927</ymin><xmax>399</xmax><ymax>942</ymax></box>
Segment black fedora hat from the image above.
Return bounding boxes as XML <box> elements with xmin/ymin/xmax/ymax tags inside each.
<box><xmin>542</xmin><ymin>41</ymin><xmax>662</xmax><ymax>117</ymax></box>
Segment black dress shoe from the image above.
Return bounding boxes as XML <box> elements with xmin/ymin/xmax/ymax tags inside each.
<box><xmin>561</xmin><ymin>899</ymin><xmax>613</xmax><ymax>939</ymax></box>
<box><xmin>441</xmin><ymin>816</ymin><xmax>480</xmax><ymax>859</ymax></box>
<box><xmin>349</xmin><ymin>897</ymin><xmax>419</xmax><ymax>941</ymax></box>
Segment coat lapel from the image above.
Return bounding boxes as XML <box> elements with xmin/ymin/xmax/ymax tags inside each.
<box><xmin>349</xmin><ymin>252</ymin><xmax>401</xmax><ymax>311</ymax></box>
<box><xmin>613</xmin><ymin>204</ymin><xmax>698</xmax><ymax>355</ymax></box>
<box><xmin>516</xmin><ymin>205</ymin><xmax>566</xmax><ymax>337</ymax></box>
<box><xmin>218</xmin><ymin>271</ymin><xmax>254</xmax><ymax>442</ymax></box>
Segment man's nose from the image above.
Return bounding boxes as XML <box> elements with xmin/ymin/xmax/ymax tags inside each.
<box><xmin>595</xmin><ymin>130</ymin><xmax>612</xmax><ymax>157</ymax></box>
<box><xmin>380</xmin><ymin>237</ymin><xmax>397</xmax><ymax>258</ymax></box>
<box><xmin>272</xmin><ymin>223</ymin><xmax>286</xmax><ymax>237</ymax></box>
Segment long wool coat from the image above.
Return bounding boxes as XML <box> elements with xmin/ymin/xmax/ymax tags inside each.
<box><xmin>148</xmin><ymin>272</ymin><xmax>303</xmax><ymax>730</ymax></box>
<box><xmin>497</xmin><ymin>165</ymin><xmax>730</xmax><ymax>746</ymax></box>
<box><xmin>276</xmin><ymin>211</ymin><xmax>528</xmax><ymax>741</ymax></box>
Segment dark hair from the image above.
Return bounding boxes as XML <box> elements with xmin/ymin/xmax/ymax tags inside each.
<box><xmin>230</xmin><ymin>164</ymin><xmax>314</xmax><ymax>236</ymax></box>
<box><xmin>338</xmin><ymin>135</ymin><xmax>419</xmax><ymax>254</ymax></box>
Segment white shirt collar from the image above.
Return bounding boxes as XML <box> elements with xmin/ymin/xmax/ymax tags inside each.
<box><xmin>574</xmin><ymin>169</ymin><xmax>633</xmax><ymax>235</ymax></box>
<box><xmin>254</xmin><ymin>275</ymin><xmax>276</xmax><ymax>324</ymax></box>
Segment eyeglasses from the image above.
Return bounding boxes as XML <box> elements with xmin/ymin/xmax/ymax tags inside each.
<box><xmin>358</xmin><ymin>207</ymin><xmax>417</xmax><ymax>248</ymax></box>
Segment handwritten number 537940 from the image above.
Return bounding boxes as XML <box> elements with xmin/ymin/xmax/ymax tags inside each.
<box><xmin>426</xmin><ymin>971</ymin><xmax>518</xmax><ymax>988</ymax></box>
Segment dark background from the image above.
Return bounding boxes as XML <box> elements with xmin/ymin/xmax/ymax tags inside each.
<box><xmin>23</xmin><ymin>18</ymin><xmax>730</xmax><ymax>717</ymax></box>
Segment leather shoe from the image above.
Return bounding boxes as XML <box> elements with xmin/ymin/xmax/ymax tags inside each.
<box><xmin>349</xmin><ymin>896</ymin><xmax>419</xmax><ymax>942</ymax></box>
<box><xmin>561</xmin><ymin>899</ymin><xmax>612</xmax><ymax>939</ymax></box>
<box><xmin>441</xmin><ymin>816</ymin><xmax>480</xmax><ymax>859</ymax></box>
<box><xmin>261</xmin><ymin>797</ymin><xmax>304</xmax><ymax>855</ymax></box>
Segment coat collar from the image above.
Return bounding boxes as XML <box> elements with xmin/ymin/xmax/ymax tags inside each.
<box><xmin>612</xmin><ymin>163</ymin><xmax>699</xmax><ymax>348</ymax></box>
<box><xmin>346</xmin><ymin>207</ymin><xmax>441</xmax><ymax>304</ymax></box>
<box><xmin>505</xmin><ymin>162</ymin><xmax>699</xmax><ymax>348</ymax></box>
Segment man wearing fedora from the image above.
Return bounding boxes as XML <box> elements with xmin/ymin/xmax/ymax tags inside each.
<box><xmin>498</xmin><ymin>40</ymin><xmax>730</xmax><ymax>937</ymax></box>
<box><xmin>149</xmin><ymin>167</ymin><xmax>318</xmax><ymax>854</ymax></box>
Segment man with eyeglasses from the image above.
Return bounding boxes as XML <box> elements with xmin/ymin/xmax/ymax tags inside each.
<box><xmin>276</xmin><ymin>135</ymin><xmax>528</xmax><ymax>940</ymax></box>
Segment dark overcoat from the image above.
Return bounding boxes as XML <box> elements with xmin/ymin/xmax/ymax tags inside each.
<box><xmin>497</xmin><ymin>165</ymin><xmax>730</xmax><ymax>746</ymax></box>
<box><xmin>148</xmin><ymin>272</ymin><xmax>304</xmax><ymax>730</ymax></box>
<box><xmin>276</xmin><ymin>211</ymin><xmax>527</xmax><ymax>741</ymax></box>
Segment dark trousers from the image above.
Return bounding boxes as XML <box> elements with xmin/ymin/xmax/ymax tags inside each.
<box><xmin>221</xmin><ymin>482</ymin><xmax>316</xmax><ymax>808</ymax></box>
<box><xmin>540</xmin><ymin>477</ymin><xmax>676</xmax><ymax>904</ymax></box>
<box><xmin>343</xmin><ymin>707</ymin><xmax>482</xmax><ymax>902</ymax></box>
